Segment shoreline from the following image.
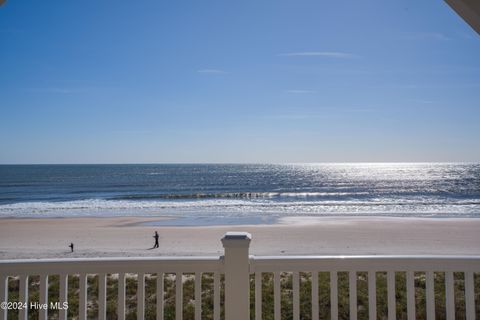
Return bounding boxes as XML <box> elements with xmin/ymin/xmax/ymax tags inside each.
<box><xmin>2</xmin><ymin>214</ymin><xmax>480</xmax><ymax>222</ymax></box>
<box><xmin>1</xmin><ymin>215</ymin><xmax>480</xmax><ymax>260</ymax></box>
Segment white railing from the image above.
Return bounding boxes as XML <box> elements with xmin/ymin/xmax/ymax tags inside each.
<box><xmin>251</xmin><ymin>256</ymin><xmax>480</xmax><ymax>320</ymax></box>
<box><xmin>0</xmin><ymin>256</ymin><xmax>223</xmax><ymax>320</ymax></box>
<box><xmin>1</xmin><ymin>232</ymin><xmax>479</xmax><ymax>320</ymax></box>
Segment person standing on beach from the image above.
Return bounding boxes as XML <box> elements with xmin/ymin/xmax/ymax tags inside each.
<box><xmin>153</xmin><ymin>231</ymin><xmax>159</xmax><ymax>248</ymax></box>
<box><xmin>69</xmin><ymin>242</ymin><xmax>74</xmax><ymax>252</ymax></box>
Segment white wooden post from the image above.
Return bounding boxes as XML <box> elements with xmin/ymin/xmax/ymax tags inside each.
<box><xmin>19</xmin><ymin>276</ymin><xmax>28</xmax><ymax>320</ymax></box>
<box><xmin>222</xmin><ymin>232</ymin><xmax>252</xmax><ymax>320</ymax></box>
<box><xmin>118</xmin><ymin>273</ymin><xmax>126</xmax><ymax>320</ymax></box>
<box><xmin>59</xmin><ymin>274</ymin><xmax>68</xmax><ymax>320</ymax></box>
<box><xmin>39</xmin><ymin>275</ymin><xmax>48</xmax><ymax>320</ymax></box>
<box><xmin>0</xmin><ymin>275</ymin><xmax>7</xmax><ymax>320</ymax></box>
<box><xmin>79</xmin><ymin>274</ymin><xmax>87</xmax><ymax>320</ymax></box>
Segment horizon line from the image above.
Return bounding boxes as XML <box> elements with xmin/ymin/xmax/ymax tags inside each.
<box><xmin>0</xmin><ymin>161</ymin><xmax>479</xmax><ymax>166</ymax></box>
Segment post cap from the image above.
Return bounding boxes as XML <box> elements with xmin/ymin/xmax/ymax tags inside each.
<box><xmin>221</xmin><ymin>232</ymin><xmax>252</xmax><ymax>248</ymax></box>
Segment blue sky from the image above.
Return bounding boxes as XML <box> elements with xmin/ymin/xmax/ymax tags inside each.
<box><xmin>1</xmin><ymin>0</ymin><xmax>479</xmax><ymax>163</ymax></box>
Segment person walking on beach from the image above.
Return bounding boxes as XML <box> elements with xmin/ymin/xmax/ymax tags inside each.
<box><xmin>69</xmin><ymin>242</ymin><xmax>74</xmax><ymax>252</ymax></box>
<box><xmin>153</xmin><ymin>231</ymin><xmax>159</xmax><ymax>248</ymax></box>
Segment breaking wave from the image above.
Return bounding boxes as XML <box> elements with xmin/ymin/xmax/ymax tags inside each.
<box><xmin>1</xmin><ymin>197</ymin><xmax>479</xmax><ymax>218</ymax></box>
<box><xmin>107</xmin><ymin>191</ymin><xmax>369</xmax><ymax>200</ymax></box>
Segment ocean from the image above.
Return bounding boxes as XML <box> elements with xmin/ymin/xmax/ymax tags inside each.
<box><xmin>0</xmin><ymin>163</ymin><xmax>479</xmax><ymax>219</ymax></box>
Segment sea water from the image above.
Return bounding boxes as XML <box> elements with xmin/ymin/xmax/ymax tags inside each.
<box><xmin>0</xmin><ymin>163</ymin><xmax>479</xmax><ymax>219</ymax></box>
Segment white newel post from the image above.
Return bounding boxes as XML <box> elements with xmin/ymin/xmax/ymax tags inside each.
<box><xmin>222</xmin><ymin>232</ymin><xmax>252</xmax><ymax>320</ymax></box>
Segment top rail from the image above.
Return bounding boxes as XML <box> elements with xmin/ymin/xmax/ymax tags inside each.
<box><xmin>250</xmin><ymin>255</ymin><xmax>480</xmax><ymax>272</ymax></box>
<box><xmin>0</xmin><ymin>256</ymin><xmax>224</xmax><ymax>275</ymax></box>
<box><xmin>2</xmin><ymin>255</ymin><xmax>480</xmax><ymax>275</ymax></box>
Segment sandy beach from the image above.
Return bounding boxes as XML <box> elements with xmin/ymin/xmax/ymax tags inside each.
<box><xmin>1</xmin><ymin>216</ymin><xmax>479</xmax><ymax>260</ymax></box>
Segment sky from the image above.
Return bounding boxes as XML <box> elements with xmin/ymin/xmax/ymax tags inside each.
<box><xmin>0</xmin><ymin>1</ymin><xmax>479</xmax><ymax>164</ymax></box>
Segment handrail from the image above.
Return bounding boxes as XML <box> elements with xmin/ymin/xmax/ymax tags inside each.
<box><xmin>0</xmin><ymin>256</ymin><xmax>224</xmax><ymax>275</ymax></box>
<box><xmin>250</xmin><ymin>255</ymin><xmax>480</xmax><ymax>272</ymax></box>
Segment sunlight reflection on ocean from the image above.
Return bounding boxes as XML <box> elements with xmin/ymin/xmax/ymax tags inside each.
<box><xmin>0</xmin><ymin>163</ymin><xmax>479</xmax><ymax>218</ymax></box>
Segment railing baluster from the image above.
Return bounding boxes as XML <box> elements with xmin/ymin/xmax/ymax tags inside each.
<box><xmin>195</xmin><ymin>272</ymin><xmax>202</xmax><ymax>320</ymax></box>
<box><xmin>118</xmin><ymin>273</ymin><xmax>126</xmax><ymax>320</ymax></box>
<box><xmin>465</xmin><ymin>271</ymin><xmax>475</xmax><ymax>320</ymax></box>
<box><xmin>176</xmin><ymin>272</ymin><xmax>183</xmax><ymax>320</ymax></box>
<box><xmin>19</xmin><ymin>275</ymin><xmax>28</xmax><ymax>320</ymax></box>
<box><xmin>387</xmin><ymin>271</ymin><xmax>396</xmax><ymax>320</ymax></box>
<box><xmin>445</xmin><ymin>271</ymin><xmax>455</xmax><ymax>320</ymax></box>
<box><xmin>349</xmin><ymin>271</ymin><xmax>357</xmax><ymax>320</ymax></box>
<box><xmin>157</xmin><ymin>273</ymin><xmax>164</xmax><ymax>320</ymax></box>
<box><xmin>137</xmin><ymin>273</ymin><xmax>145</xmax><ymax>320</ymax></box>
<box><xmin>39</xmin><ymin>275</ymin><xmax>48</xmax><ymax>320</ymax></box>
<box><xmin>274</xmin><ymin>272</ymin><xmax>281</xmax><ymax>320</ymax></box>
<box><xmin>79</xmin><ymin>273</ymin><xmax>87</xmax><ymax>320</ymax></box>
<box><xmin>426</xmin><ymin>271</ymin><xmax>435</xmax><ymax>320</ymax></box>
<box><xmin>406</xmin><ymin>271</ymin><xmax>415</xmax><ymax>320</ymax></box>
<box><xmin>213</xmin><ymin>273</ymin><xmax>220</xmax><ymax>320</ymax></box>
<box><xmin>59</xmin><ymin>274</ymin><xmax>68</xmax><ymax>320</ymax></box>
<box><xmin>98</xmin><ymin>273</ymin><xmax>107</xmax><ymax>320</ymax></box>
<box><xmin>255</xmin><ymin>272</ymin><xmax>262</xmax><ymax>320</ymax></box>
<box><xmin>312</xmin><ymin>272</ymin><xmax>319</xmax><ymax>320</ymax></box>
<box><xmin>293</xmin><ymin>272</ymin><xmax>300</xmax><ymax>320</ymax></box>
<box><xmin>368</xmin><ymin>271</ymin><xmax>376</xmax><ymax>320</ymax></box>
<box><xmin>330</xmin><ymin>271</ymin><xmax>338</xmax><ymax>320</ymax></box>
<box><xmin>0</xmin><ymin>275</ymin><xmax>8</xmax><ymax>320</ymax></box>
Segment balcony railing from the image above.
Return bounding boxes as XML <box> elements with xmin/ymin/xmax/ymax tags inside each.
<box><xmin>1</xmin><ymin>232</ymin><xmax>479</xmax><ymax>320</ymax></box>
